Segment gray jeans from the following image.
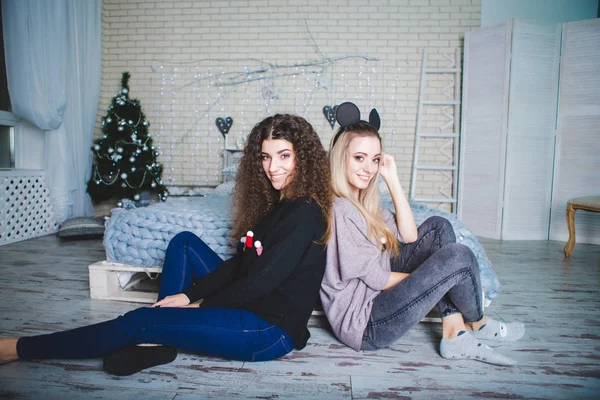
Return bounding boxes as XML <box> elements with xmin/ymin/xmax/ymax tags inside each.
<box><xmin>361</xmin><ymin>216</ymin><xmax>483</xmax><ymax>350</ymax></box>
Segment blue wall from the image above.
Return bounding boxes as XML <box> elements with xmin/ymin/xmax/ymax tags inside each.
<box><xmin>482</xmin><ymin>0</ymin><xmax>598</xmax><ymax>26</ymax></box>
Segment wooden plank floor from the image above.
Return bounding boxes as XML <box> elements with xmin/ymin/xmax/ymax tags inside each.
<box><xmin>0</xmin><ymin>235</ymin><xmax>599</xmax><ymax>399</ymax></box>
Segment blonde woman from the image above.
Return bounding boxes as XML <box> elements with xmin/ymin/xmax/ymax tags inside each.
<box><xmin>320</xmin><ymin>102</ymin><xmax>524</xmax><ymax>366</ymax></box>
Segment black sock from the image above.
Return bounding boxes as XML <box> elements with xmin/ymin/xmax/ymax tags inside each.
<box><xmin>103</xmin><ymin>345</ymin><xmax>177</xmax><ymax>376</ymax></box>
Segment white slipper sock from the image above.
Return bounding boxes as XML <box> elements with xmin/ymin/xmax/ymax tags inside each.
<box><xmin>440</xmin><ymin>331</ymin><xmax>517</xmax><ymax>366</ymax></box>
<box><xmin>472</xmin><ymin>317</ymin><xmax>525</xmax><ymax>342</ymax></box>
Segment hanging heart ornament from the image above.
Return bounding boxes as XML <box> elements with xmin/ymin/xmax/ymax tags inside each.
<box><xmin>323</xmin><ymin>105</ymin><xmax>338</xmax><ymax>130</ymax></box>
<box><xmin>216</xmin><ymin>117</ymin><xmax>233</xmax><ymax>137</ymax></box>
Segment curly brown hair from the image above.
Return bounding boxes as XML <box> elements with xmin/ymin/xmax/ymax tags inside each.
<box><xmin>231</xmin><ymin>114</ymin><xmax>332</xmax><ymax>242</ymax></box>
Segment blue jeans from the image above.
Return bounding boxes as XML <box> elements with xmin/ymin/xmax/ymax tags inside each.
<box><xmin>17</xmin><ymin>232</ymin><xmax>294</xmax><ymax>362</ymax></box>
<box><xmin>361</xmin><ymin>216</ymin><xmax>484</xmax><ymax>350</ymax></box>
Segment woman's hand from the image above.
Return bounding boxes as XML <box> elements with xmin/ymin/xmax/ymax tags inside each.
<box><xmin>152</xmin><ymin>293</ymin><xmax>191</xmax><ymax>308</ymax></box>
<box><xmin>379</xmin><ymin>153</ymin><xmax>400</xmax><ymax>184</ymax></box>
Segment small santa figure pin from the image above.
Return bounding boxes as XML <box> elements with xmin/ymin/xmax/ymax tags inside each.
<box><xmin>245</xmin><ymin>231</ymin><xmax>254</xmax><ymax>249</ymax></box>
<box><xmin>381</xmin><ymin>236</ymin><xmax>387</xmax><ymax>251</ymax></box>
<box><xmin>255</xmin><ymin>240</ymin><xmax>263</xmax><ymax>256</ymax></box>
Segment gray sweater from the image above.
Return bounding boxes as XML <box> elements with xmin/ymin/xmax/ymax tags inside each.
<box><xmin>320</xmin><ymin>197</ymin><xmax>404</xmax><ymax>351</ymax></box>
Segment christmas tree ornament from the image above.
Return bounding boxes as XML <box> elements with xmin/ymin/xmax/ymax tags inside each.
<box><xmin>121</xmin><ymin>173</ymin><xmax>128</xmax><ymax>179</ymax></box>
<box><xmin>134</xmin><ymin>194</ymin><xmax>140</xmax><ymax>201</ymax></box>
<box><xmin>129</xmin><ymin>157</ymin><xmax>135</xmax><ymax>163</ymax></box>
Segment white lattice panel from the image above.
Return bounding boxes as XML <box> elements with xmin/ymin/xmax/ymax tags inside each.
<box><xmin>0</xmin><ymin>171</ymin><xmax>59</xmax><ymax>245</ymax></box>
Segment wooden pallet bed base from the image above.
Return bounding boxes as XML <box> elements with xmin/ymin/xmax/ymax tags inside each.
<box><xmin>88</xmin><ymin>260</ymin><xmax>464</xmax><ymax>321</ymax></box>
<box><xmin>89</xmin><ymin>261</ymin><xmax>161</xmax><ymax>303</ymax></box>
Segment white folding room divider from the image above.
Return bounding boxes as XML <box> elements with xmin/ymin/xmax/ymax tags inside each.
<box><xmin>459</xmin><ymin>19</ymin><xmax>561</xmax><ymax>240</ymax></box>
<box><xmin>550</xmin><ymin>18</ymin><xmax>600</xmax><ymax>245</ymax></box>
<box><xmin>458</xmin><ymin>22</ymin><xmax>511</xmax><ymax>239</ymax></box>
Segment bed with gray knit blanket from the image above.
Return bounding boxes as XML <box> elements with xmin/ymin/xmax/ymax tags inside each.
<box><xmin>103</xmin><ymin>185</ymin><xmax>501</xmax><ymax>300</ymax></box>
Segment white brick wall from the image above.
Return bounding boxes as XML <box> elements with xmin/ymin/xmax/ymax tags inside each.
<box><xmin>98</xmin><ymin>0</ymin><xmax>481</xmax><ymax>210</ymax></box>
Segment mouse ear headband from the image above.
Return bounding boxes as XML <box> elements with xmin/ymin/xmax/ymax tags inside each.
<box><xmin>332</xmin><ymin>102</ymin><xmax>381</xmax><ymax>148</ymax></box>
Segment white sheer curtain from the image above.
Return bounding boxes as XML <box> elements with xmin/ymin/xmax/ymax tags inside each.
<box><xmin>2</xmin><ymin>0</ymin><xmax>101</xmax><ymax>222</ymax></box>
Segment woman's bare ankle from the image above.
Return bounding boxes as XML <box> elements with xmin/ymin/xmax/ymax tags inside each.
<box><xmin>0</xmin><ymin>338</ymin><xmax>20</xmax><ymax>364</ymax></box>
<box><xmin>441</xmin><ymin>314</ymin><xmax>467</xmax><ymax>339</ymax></box>
<box><xmin>465</xmin><ymin>316</ymin><xmax>488</xmax><ymax>332</ymax></box>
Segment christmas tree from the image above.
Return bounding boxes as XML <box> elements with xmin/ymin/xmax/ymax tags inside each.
<box><xmin>87</xmin><ymin>72</ymin><xmax>168</xmax><ymax>205</ymax></box>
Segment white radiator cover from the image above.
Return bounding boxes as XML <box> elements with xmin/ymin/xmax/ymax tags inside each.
<box><xmin>0</xmin><ymin>170</ymin><xmax>59</xmax><ymax>245</ymax></box>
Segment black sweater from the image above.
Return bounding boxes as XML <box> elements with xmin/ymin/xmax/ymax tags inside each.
<box><xmin>183</xmin><ymin>197</ymin><xmax>327</xmax><ymax>350</ymax></box>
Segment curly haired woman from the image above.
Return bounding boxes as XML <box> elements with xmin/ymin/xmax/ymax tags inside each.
<box><xmin>0</xmin><ymin>114</ymin><xmax>333</xmax><ymax>376</ymax></box>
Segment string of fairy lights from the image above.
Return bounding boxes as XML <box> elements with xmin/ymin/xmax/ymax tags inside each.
<box><xmin>88</xmin><ymin>58</ymin><xmax>427</xmax><ymax>205</ymax></box>
<box><xmin>149</xmin><ymin>56</ymin><xmax>426</xmax><ymax>188</ymax></box>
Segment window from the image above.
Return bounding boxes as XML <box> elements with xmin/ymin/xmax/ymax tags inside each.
<box><xmin>0</xmin><ymin>123</ymin><xmax>14</xmax><ymax>169</ymax></box>
<box><xmin>0</xmin><ymin>1</ymin><xmax>11</xmax><ymax>112</ymax></box>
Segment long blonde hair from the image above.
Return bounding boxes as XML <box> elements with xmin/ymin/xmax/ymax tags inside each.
<box><xmin>329</xmin><ymin>123</ymin><xmax>399</xmax><ymax>256</ymax></box>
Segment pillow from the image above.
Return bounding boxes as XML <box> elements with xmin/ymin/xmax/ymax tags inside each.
<box><xmin>56</xmin><ymin>217</ymin><xmax>105</xmax><ymax>239</ymax></box>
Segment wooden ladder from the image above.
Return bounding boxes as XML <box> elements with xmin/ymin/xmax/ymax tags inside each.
<box><xmin>409</xmin><ymin>48</ymin><xmax>462</xmax><ymax>213</ymax></box>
